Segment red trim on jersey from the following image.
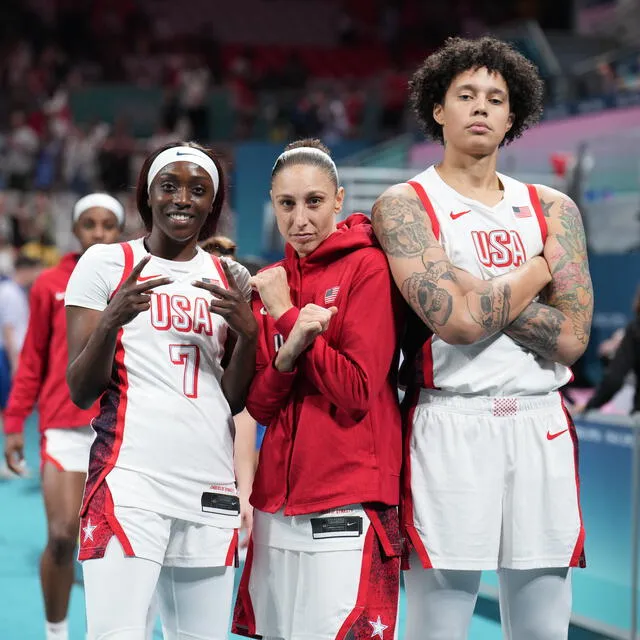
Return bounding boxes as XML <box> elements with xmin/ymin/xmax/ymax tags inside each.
<box><xmin>408</xmin><ymin>180</ymin><xmax>440</xmax><ymax>241</ymax></box>
<box><xmin>422</xmin><ymin>336</ymin><xmax>437</xmax><ymax>390</ymax></box>
<box><xmin>81</xmin><ymin>248</ymin><xmax>134</xmax><ymax>514</ymax></box>
<box><xmin>402</xmin><ymin>390</ymin><xmax>434</xmax><ymax>570</ymax></box>
<box><xmin>335</xmin><ymin>527</ymin><xmax>375</xmax><ymax>640</ymax></box>
<box><xmin>527</xmin><ymin>184</ymin><xmax>548</xmax><ymax>245</ymax></box>
<box><xmin>561</xmin><ymin>398</ymin><xmax>587</xmax><ymax>568</ymax></box>
<box><xmin>225</xmin><ymin>529</ymin><xmax>239</xmax><ymax>567</ymax></box>
<box><xmin>104</xmin><ymin>483</ymin><xmax>135</xmax><ymax>556</ymax></box>
<box><xmin>110</xmin><ymin>242</ymin><xmax>134</xmax><ymax>300</ymax></box>
<box><xmin>231</xmin><ymin>538</ymin><xmax>258</xmax><ymax>637</ymax></box>
<box><xmin>211</xmin><ymin>255</ymin><xmax>229</xmax><ymax>288</ymax></box>
<box><xmin>80</xmin><ymin>329</ymin><xmax>130</xmax><ymax>515</ymax></box>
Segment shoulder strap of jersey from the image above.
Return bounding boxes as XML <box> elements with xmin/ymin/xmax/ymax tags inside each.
<box><xmin>526</xmin><ymin>184</ymin><xmax>548</xmax><ymax>245</ymax></box>
<box><xmin>109</xmin><ymin>242</ymin><xmax>134</xmax><ymax>301</ymax></box>
<box><xmin>210</xmin><ymin>254</ymin><xmax>229</xmax><ymax>288</ymax></box>
<box><xmin>407</xmin><ymin>180</ymin><xmax>440</xmax><ymax>241</ymax></box>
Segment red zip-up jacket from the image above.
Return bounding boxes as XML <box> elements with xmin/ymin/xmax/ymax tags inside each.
<box><xmin>247</xmin><ymin>214</ymin><xmax>404</xmax><ymax>515</ymax></box>
<box><xmin>3</xmin><ymin>253</ymin><xmax>99</xmax><ymax>435</ymax></box>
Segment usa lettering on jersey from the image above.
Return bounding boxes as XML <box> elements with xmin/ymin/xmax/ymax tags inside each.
<box><xmin>471</xmin><ymin>230</ymin><xmax>527</xmax><ymax>268</ymax></box>
<box><xmin>150</xmin><ymin>293</ymin><xmax>214</xmax><ymax>335</ymax></box>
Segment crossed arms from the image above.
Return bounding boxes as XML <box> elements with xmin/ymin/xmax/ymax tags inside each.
<box><xmin>371</xmin><ymin>183</ymin><xmax>593</xmax><ymax>366</ymax></box>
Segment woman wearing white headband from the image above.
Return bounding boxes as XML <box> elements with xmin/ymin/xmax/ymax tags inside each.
<box><xmin>64</xmin><ymin>142</ymin><xmax>258</xmax><ymax>639</ymax></box>
<box><xmin>233</xmin><ymin>139</ymin><xmax>405</xmax><ymax>640</ymax></box>
<box><xmin>3</xmin><ymin>193</ymin><xmax>123</xmax><ymax>640</ymax></box>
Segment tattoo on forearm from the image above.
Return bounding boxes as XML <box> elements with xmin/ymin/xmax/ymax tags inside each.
<box><xmin>505</xmin><ymin>302</ymin><xmax>564</xmax><ymax>359</ymax></box>
<box><xmin>545</xmin><ymin>198</ymin><xmax>593</xmax><ymax>346</ymax></box>
<box><xmin>401</xmin><ymin>261</ymin><xmax>456</xmax><ymax>330</ymax></box>
<box><xmin>466</xmin><ymin>282</ymin><xmax>512</xmax><ymax>335</ymax></box>
<box><xmin>371</xmin><ymin>195</ymin><xmax>439</xmax><ymax>258</ymax></box>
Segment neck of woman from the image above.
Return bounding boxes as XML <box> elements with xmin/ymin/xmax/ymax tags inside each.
<box><xmin>145</xmin><ymin>231</ymin><xmax>198</xmax><ymax>261</ymax></box>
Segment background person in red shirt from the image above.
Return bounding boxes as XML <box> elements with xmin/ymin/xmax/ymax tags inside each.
<box><xmin>2</xmin><ymin>193</ymin><xmax>124</xmax><ymax>640</ymax></box>
<box><xmin>233</xmin><ymin>139</ymin><xmax>405</xmax><ymax>640</ymax></box>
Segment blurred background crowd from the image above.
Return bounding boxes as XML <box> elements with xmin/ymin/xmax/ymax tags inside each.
<box><xmin>0</xmin><ymin>0</ymin><xmax>640</xmax><ymax>638</ymax></box>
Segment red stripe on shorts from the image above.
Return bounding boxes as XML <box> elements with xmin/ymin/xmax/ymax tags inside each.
<box><xmin>402</xmin><ymin>388</ymin><xmax>434</xmax><ymax>570</ymax></box>
<box><xmin>336</xmin><ymin>525</ymin><xmax>401</xmax><ymax>640</ymax></box>
<box><xmin>561</xmin><ymin>398</ymin><xmax>587</xmax><ymax>568</ymax></box>
<box><xmin>231</xmin><ymin>538</ymin><xmax>258</xmax><ymax>637</ymax></box>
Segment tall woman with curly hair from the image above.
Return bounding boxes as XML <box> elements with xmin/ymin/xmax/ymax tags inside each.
<box><xmin>371</xmin><ymin>37</ymin><xmax>593</xmax><ymax>639</ymax></box>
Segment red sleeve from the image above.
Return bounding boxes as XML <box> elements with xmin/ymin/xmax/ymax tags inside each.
<box><xmin>245</xmin><ymin>297</ymin><xmax>298</xmax><ymax>427</ymax></box>
<box><xmin>3</xmin><ymin>278</ymin><xmax>53</xmax><ymax>434</ymax></box>
<box><xmin>300</xmin><ymin>266</ymin><xmax>402</xmax><ymax>416</ymax></box>
<box><xmin>275</xmin><ymin>306</ymin><xmax>299</xmax><ymax>339</ymax></box>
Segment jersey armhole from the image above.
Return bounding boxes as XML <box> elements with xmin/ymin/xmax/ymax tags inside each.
<box><xmin>109</xmin><ymin>243</ymin><xmax>134</xmax><ymax>302</ymax></box>
<box><xmin>407</xmin><ymin>180</ymin><xmax>440</xmax><ymax>241</ymax></box>
<box><xmin>211</xmin><ymin>255</ymin><xmax>229</xmax><ymax>288</ymax></box>
<box><xmin>526</xmin><ymin>184</ymin><xmax>548</xmax><ymax>245</ymax></box>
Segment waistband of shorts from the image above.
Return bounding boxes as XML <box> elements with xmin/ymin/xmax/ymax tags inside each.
<box><xmin>416</xmin><ymin>389</ymin><xmax>563</xmax><ymax>415</ymax></box>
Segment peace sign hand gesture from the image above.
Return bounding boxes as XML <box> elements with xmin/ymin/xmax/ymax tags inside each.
<box><xmin>103</xmin><ymin>255</ymin><xmax>173</xmax><ymax>330</ymax></box>
<box><xmin>193</xmin><ymin>261</ymin><xmax>258</xmax><ymax>341</ymax></box>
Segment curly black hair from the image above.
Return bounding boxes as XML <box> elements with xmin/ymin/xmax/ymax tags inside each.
<box><xmin>409</xmin><ymin>36</ymin><xmax>544</xmax><ymax>146</ymax></box>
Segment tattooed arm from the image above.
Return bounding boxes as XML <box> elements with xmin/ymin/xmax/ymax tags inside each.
<box><xmin>504</xmin><ymin>186</ymin><xmax>593</xmax><ymax>366</ymax></box>
<box><xmin>371</xmin><ymin>184</ymin><xmax>551</xmax><ymax>345</ymax></box>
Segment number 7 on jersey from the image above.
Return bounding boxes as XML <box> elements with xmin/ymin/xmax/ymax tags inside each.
<box><xmin>169</xmin><ymin>344</ymin><xmax>200</xmax><ymax>398</ymax></box>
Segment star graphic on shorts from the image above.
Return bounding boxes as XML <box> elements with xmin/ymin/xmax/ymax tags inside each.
<box><xmin>369</xmin><ymin>615</ymin><xmax>388</xmax><ymax>639</ymax></box>
<box><xmin>82</xmin><ymin>519</ymin><xmax>97</xmax><ymax>542</ymax></box>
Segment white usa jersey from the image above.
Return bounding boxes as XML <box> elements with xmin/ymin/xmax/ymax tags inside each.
<box><xmin>66</xmin><ymin>238</ymin><xmax>251</xmax><ymax>527</ymax></box>
<box><xmin>406</xmin><ymin>166</ymin><xmax>571</xmax><ymax>396</ymax></box>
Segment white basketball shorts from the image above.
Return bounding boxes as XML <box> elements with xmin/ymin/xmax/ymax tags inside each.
<box><xmin>41</xmin><ymin>426</ymin><xmax>95</xmax><ymax>473</ymax></box>
<box><xmin>78</xmin><ymin>481</ymin><xmax>238</xmax><ymax>567</ymax></box>
<box><xmin>403</xmin><ymin>390</ymin><xmax>585</xmax><ymax>571</ymax></box>
<box><xmin>233</xmin><ymin>505</ymin><xmax>402</xmax><ymax>640</ymax></box>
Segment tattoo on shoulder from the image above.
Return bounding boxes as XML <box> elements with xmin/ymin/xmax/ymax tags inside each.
<box><xmin>371</xmin><ymin>195</ymin><xmax>439</xmax><ymax>258</ymax></box>
<box><xmin>539</xmin><ymin>197</ymin><xmax>554</xmax><ymax>218</ymax></box>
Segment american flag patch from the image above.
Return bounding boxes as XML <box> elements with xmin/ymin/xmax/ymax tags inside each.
<box><xmin>324</xmin><ymin>286</ymin><xmax>340</xmax><ymax>304</ymax></box>
<box><xmin>512</xmin><ymin>205</ymin><xmax>532</xmax><ymax>218</ymax></box>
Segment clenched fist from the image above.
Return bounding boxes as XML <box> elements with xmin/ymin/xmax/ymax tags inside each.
<box><xmin>249</xmin><ymin>266</ymin><xmax>293</xmax><ymax>321</ymax></box>
<box><xmin>275</xmin><ymin>303</ymin><xmax>337</xmax><ymax>372</ymax></box>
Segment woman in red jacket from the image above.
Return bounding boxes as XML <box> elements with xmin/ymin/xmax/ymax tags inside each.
<box><xmin>233</xmin><ymin>139</ymin><xmax>404</xmax><ymax>640</ymax></box>
<box><xmin>2</xmin><ymin>193</ymin><xmax>123</xmax><ymax>640</ymax></box>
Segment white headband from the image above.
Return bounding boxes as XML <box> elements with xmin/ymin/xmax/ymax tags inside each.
<box><xmin>273</xmin><ymin>147</ymin><xmax>339</xmax><ymax>179</ymax></box>
<box><xmin>147</xmin><ymin>146</ymin><xmax>219</xmax><ymax>195</ymax></box>
<box><xmin>73</xmin><ymin>193</ymin><xmax>125</xmax><ymax>226</ymax></box>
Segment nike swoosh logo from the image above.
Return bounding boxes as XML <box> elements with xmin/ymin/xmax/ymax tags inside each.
<box><xmin>546</xmin><ymin>428</ymin><xmax>568</xmax><ymax>440</ymax></box>
<box><xmin>450</xmin><ymin>209</ymin><xmax>472</xmax><ymax>220</ymax></box>
<box><xmin>137</xmin><ymin>274</ymin><xmax>163</xmax><ymax>282</ymax></box>
<box><xmin>175</xmin><ymin>152</ymin><xmax>200</xmax><ymax>157</ymax></box>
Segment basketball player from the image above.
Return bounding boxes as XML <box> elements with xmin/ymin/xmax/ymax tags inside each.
<box><xmin>3</xmin><ymin>193</ymin><xmax>124</xmax><ymax>640</ymax></box>
<box><xmin>233</xmin><ymin>139</ymin><xmax>404</xmax><ymax>640</ymax></box>
<box><xmin>371</xmin><ymin>37</ymin><xmax>593</xmax><ymax>639</ymax></box>
<box><xmin>64</xmin><ymin>142</ymin><xmax>257</xmax><ymax>639</ymax></box>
